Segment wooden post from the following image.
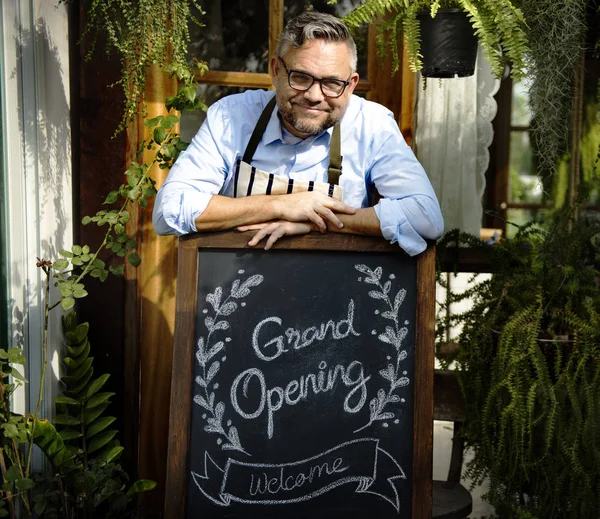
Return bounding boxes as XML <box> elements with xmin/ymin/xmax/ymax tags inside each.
<box><xmin>136</xmin><ymin>63</ymin><xmax>179</xmax><ymax>514</ymax></box>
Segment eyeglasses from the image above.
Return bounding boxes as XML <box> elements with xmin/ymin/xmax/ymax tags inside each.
<box><xmin>278</xmin><ymin>57</ymin><xmax>351</xmax><ymax>98</ymax></box>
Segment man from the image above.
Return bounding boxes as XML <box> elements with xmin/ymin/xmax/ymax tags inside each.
<box><xmin>152</xmin><ymin>12</ymin><xmax>443</xmax><ymax>256</ymax></box>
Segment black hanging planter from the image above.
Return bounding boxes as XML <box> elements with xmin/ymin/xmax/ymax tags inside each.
<box><xmin>416</xmin><ymin>9</ymin><xmax>478</xmax><ymax>78</ymax></box>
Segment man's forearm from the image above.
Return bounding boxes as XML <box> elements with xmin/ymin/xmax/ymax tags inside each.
<box><xmin>195</xmin><ymin>192</ymin><xmax>357</xmax><ymax>232</ymax></box>
<box><xmin>194</xmin><ymin>194</ymin><xmax>281</xmax><ymax>231</ymax></box>
<box><xmin>327</xmin><ymin>207</ymin><xmax>383</xmax><ymax>237</ymax></box>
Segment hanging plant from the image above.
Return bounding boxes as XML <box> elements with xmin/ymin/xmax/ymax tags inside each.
<box><xmin>63</xmin><ymin>0</ymin><xmax>206</xmax><ymax>131</ymax></box>
<box><xmin>516</xmin><ymin>0</ymin><xmax>588</xmax><ymax>190</ymax></box>
<box><xmin>337</xmin><ymin>0</ymin><xmax>529</xmax><ymax>80</ymax></box>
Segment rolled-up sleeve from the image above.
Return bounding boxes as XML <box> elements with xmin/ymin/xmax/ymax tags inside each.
<box><xmin>152</xmin><ymin>102</ymin><xmax>232</xmax><ymax>236</ymax></box>
<box><xmin>369</xmin><ymin>112</ymin><xmax>444</xmax><ymax>256</ymax></box>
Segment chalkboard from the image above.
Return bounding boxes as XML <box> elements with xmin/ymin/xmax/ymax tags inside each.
<box><xmin>165</xmin><ymin>231</ymin><xmax>435</xmax><ymax>519</ymax></box>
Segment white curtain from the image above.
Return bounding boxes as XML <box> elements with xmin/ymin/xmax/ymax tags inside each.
<box><xmin>414</xmin><ymin>46</ymin><xmax>500</xmax><ymax>236</ymax></box>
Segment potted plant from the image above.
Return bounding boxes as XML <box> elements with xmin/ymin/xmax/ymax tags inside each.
<box><xmin>341</xmin><ymin>0</ymin><xmax>529</xmax><ymax>79</ymax></box>
<box><xmin>436</xmin><ymin>208</ymin><xmax>600</xmax><ymax>517</ymax></box>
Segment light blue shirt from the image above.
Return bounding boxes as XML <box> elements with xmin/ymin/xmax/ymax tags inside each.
<box><xmin>152</xmin><ymin>89</ymin><xmax>443</xmax><ymax>255</ymax></box>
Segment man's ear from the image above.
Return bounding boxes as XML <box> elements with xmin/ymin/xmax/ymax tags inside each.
<box><xmin>346</xmin><ymin>72</ymin><xmax>360</xmax><ymax>96</ymax></box>
<box><xmin>270</xmin><ymin>56</ymin><xmax>280</xmax><ymax>85</ymax></box>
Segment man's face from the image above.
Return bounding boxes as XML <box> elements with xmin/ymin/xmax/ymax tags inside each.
<box><xmin>270</xmin><ymin>39</ymin><xmax>359</xmax><ymax>139</ymax></box>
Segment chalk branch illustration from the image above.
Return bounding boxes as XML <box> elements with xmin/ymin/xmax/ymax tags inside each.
<box><xmin>191</xmin><ymin>439</ymin><xmax>405</xmax><ymax>511</ymax></box>
<box><xmin>353</xmin><ymin>264</ymin><xmax>411</xmax><ymax>433</ymax></box>
<box><xmin>194</xmin><ymin>271</ymin><xmax>264</xmax><ymax>455</ymax></box>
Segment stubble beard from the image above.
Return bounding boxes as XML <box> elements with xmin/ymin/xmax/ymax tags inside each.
<box><xmin>276</xmin><ymin>92</ymin><xmax>341</xmax><ymax>137</ymax></box>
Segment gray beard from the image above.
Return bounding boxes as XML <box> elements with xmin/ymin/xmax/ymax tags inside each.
<box><xmin>277</xmin><ymin>95</ymin><xmax>338</xmax><ymax>136</ymax></box>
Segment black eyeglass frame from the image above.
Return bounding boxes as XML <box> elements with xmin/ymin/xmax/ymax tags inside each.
<box><xmin>278</xmin><ymin>57</ymin><xmax>351</xmax><ymax>99</ymax></box>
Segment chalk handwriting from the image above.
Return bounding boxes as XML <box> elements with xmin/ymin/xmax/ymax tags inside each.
<box><xmin>251</xmin><ymin>300</ymin><xmax>360</xmax><ymax>362</ymax></box>
<box><xmin>230</xmin><ymin>360</ymin><xmax>371</xmax><ymax>438</ymax></box>
<box><xmin>249</xmin><ymin>457</ymin><xmax>348</xmax><ymax>496</ymax></box>
<box><xmin>191</xmin><ymin>438</ymin><xmax>405</xmax><ymax>511</ymax></box>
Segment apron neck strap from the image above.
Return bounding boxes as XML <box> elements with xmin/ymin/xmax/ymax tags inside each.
<box><xmin>328</xmin><ymin>123</ymin><xmax>342</xmax><ymax>185</ymax></box>
<box><xmin>241</xmin><ymin>95</ymin><xmax>343</xmax><ymax>185</ymax></box>
<box><xmin>242</xmin><ymin>96</ymin><xmax>277</xmax><ymax>164</ymax></box>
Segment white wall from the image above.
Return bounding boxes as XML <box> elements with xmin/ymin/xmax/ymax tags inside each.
<box><xmin>1</xmin><ymin>0</ymin><xmax>72</xmax><ymax>445</ymax></box>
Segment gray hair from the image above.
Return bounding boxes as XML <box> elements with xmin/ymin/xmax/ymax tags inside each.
<box><xmin>276</xmin><ymin>12</ymin><xmax>358</xmax><ymax>74</ymax></box>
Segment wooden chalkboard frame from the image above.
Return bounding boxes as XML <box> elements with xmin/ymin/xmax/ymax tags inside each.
<box><xmin>165</xmin><ymin>231</ymin><xmax>435</xmax><ymax>518</ymax></box>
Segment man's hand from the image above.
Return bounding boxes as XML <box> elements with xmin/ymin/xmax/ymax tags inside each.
<box><xmin>273</xmin><ymin>192</ymin><xmax>356</xmax><ymax>232</ymax></box>
<box><xmin>238</xmin><ymin>220</ymin><xmax>317</xmax><ymax>250</ymax></box>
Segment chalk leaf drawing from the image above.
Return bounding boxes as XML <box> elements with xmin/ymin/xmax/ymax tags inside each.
<box><xmin>194</xmin><ymin>272</ymin><xmax>264</xmax><ymax>455</ymax></box>
<box><xmin>354</xmin><ymin>264</ymin><xmax>410</xmax><ymax>433</ymax></box>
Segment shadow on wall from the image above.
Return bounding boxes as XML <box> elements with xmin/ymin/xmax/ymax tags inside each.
<box><xmin>10</xmin><ymin>13</ymin><xmax>71</xmax><ymax>413</ymax></box>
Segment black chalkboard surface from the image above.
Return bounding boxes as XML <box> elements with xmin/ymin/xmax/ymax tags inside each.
<box><xmin>165</xmin><ymin>231</ymin><xmax>435</xmax><ymax>519</ymax></box>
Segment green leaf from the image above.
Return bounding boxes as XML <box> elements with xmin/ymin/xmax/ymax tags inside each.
<box><xmin>59</xmin><ymin>282</ymin><xmax>73</xmax><ymax>297</ymax></box>
<box><xmin>153</xmin><ymin>127</ymin><xmax>167</xmax><ymax>144</ymax></box>
<box><xmin>61</xmin><ymin>297</ymin><xmax>75</xmax><ymax>311</ymax></box>
<box><xmin>86</xmin><ymin>416</ymin><xmax>116</xmax><ymax>438</ymax></box>
<box><xmin>127</xmin><ymin>479</ymin><xmax>157</xmax><ymax>496</ymax></box>
<box><xmin>92</xmin><ymin>258</ymin><xmax>105</xmax><ymax>269</ymax></box>
<box><xmin>53</xmin><ymin>414</ymin><xmax>80</xmax><ymax>426</ymax></box>
<box><xmin>71</xmin><ymin>256</ymin><xmax>83</xmax><ymax>266</ymax></box>
<box><xmin>99</xmin><ymin>269</ymin><xmax>109</xmax><ymax>282</ymax></box>
<box><xmin>139</xmin><ymin>197</ymin><xmax>148</xmax><ymax>208</ymax></box>
<box><xmin>161</xmin><ymin>114</ymin><xmax>180</xmax><ymax>129</ymax></box>
<box><xmin>128</xmin><ymin>252</ymin><xmax>141</xmax><ymax>268</ymax></box>
<box><xmin>115</xmin><ymin>223</ymin><xmax>125</xmax><ymax>235</ymax></box>
<box><xmin>99</xmin><ymin>445</ymin><xmax>124</xmax><ymax>464</ymax></box>
<box><xmin>86</xmin><ymin>392</ymin><xmax>115</xmax><ymax>409</ymax></box>
<box><xmin>16</xmin><ymin>478</ymin><xmax>35</xmax><ymax>491</ymax></box>
<box><xmin>4</xmin><ymin>465</ymin><xmax>20</xmax><ymax>483</ymax></box>
<box><xmin>87</xmin><ymin>429</ymin><xmax>118</xmax><ymax>454</ymax></box>
<box><xmin>66</xmin><ymin>338</ymin><xmax>89</xmax><ymax>358</ymax></box>
<box><xmin>1</xmin><ymin>423</ymin><xmax>19</xmax><ymax>438</ymax></box>
<box><xmin>7</xmin><ymin>348</ymin><xmax>25</xmax><ymax>364</ymax></box>
<box><xmin>82</xmin><ymin>245</ymin><xmax>90</xmax><ymax>254</ymax></box>
<box><xmin>73</xmin><ymin>289</ymin><xmax>89</xmax><ymax>299</ymax></box>
<box><xmin>128</xmin><ymin>186</ymin><xmax>140</xmax><ymax>200</ymax></box>
<box><xmin>58</xmin><ymin>430</ymin><xmax>83</xmax><ymax>441</ymax></box>
<box><xmin>53</xmin><ymin>259</ymin><xmax>69</xmax><ymax>271</ymax></box>
<box><xmin>59</xmin><ymin>249</ymin><xmax>73</xmax><ymax>258</ymax></box>
<box><xmin>119</xmin><ymin>212</ymin><xmax>131</xmax><ymax>224</ymax></box>
<box><xmin>66</xmin><ymin>368</ymin><xmax>94</xmax><ymax>396</ymax></box>
<box><xmin>144</xmin><ymin>115</ymin><xmax>163</xmax><ymax>128</ymax></box>
<box><xmin>72</xmin><ymin>245</ymin><xmax>82</xmax><ymax>256</ymax></box>
<box><xmin>82</xmin><ymin>215</ymin><xmax>92</xmax><ymax>225</ymax></box>
<box><xmin>86</xmin><ymin>373</ymin><xmax>110</xmax><ymax>399</ymax></box>
<box><xmin>104</xmin><ymin>190</ymin><xmax>119</xmax><ymax>205</ymax></box>
<box><xmin>55</xmin><ymin>396</ymin><xmax>81</xmax><ymax>407</ymax></box>
<box><xmin>109</xmin><ymin>264</ymin><xmax>125</xmax><ymax>276</ymax></box>
<box><xmin>9</xmin><ymin>367</ymin><xmax>26</xmax><ymax>382</ymax></box>
<box><xmin>83</xmin><ymin>403</ymin><xmax>110</xmax><ymax>426</ymax></box>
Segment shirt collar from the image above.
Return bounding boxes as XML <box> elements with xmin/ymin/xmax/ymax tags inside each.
<box><xmin>262</xmin><ymin>101</ymin><xmax>334</xmax><ymax>146</ymax></box>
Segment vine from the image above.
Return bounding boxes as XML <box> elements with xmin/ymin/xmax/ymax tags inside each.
<box><xmin>60</xmin><ymin>0</ymin><xmax>207</xmax><ymax>132</ymax></box>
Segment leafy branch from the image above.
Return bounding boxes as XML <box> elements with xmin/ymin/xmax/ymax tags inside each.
<box><xmin>353</xmin><ymin>264</ymin><xmax>410</xmax><ymax>433</ymax></box>
<box><xmin>194</xmin><ymin>274</ymin><xmax>264</xmax><ymax>455</ymax></box>
<box><xmin>0</xmin><ymin>79</ymin><xmax>205</xmax><ymax>517</ymax></box>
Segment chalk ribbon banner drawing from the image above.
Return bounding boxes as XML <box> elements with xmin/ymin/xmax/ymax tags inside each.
<box><xmin>165</xmin><ymin>231</ymin><xmax>435</xmax><ymax>519</ymax></box>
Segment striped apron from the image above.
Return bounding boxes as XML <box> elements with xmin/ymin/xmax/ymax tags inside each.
<box><xmin>233</xmin><ymin>96</ymin><xmax>344</xmax><ymax>200</ymax></box>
